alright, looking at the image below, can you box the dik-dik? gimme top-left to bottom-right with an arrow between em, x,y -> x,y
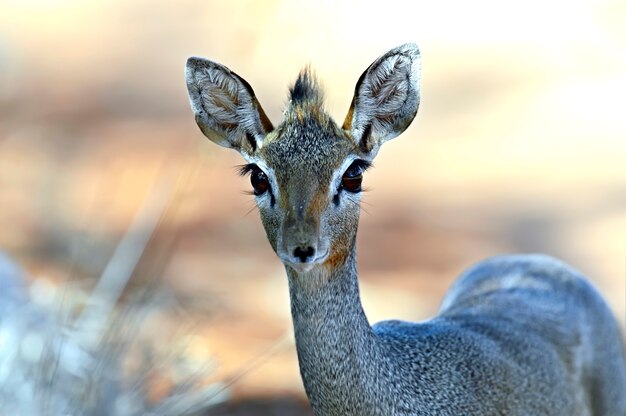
185,44 -> 626,415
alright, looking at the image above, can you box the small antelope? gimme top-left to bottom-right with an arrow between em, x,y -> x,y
185,44 -> 626,415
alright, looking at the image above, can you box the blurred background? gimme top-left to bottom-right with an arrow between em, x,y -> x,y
1,0 -> 625,414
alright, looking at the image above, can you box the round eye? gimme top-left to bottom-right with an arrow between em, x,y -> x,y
341,162 -> 364,193
250,168 -> 269,195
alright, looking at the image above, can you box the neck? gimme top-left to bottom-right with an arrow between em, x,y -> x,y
286,247 -> 383,413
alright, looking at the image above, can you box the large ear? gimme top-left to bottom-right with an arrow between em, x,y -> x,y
186,57 -> 273,155
343,43 -> 420,157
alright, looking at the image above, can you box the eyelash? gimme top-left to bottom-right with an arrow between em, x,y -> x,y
238,163 -> 275,206
339,159 -> 371,190
346,159 -> 372,175
237,164 -> 256,176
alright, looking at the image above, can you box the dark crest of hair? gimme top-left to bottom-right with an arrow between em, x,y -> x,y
289,66 -> 323,106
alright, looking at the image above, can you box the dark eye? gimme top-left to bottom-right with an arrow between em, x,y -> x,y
250,167 -> 269,196
341,160 -> 368,193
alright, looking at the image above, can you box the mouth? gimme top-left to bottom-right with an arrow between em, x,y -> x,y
280,250 -> 329,273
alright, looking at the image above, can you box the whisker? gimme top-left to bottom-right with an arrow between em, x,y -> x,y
243,201 -> 259,217
343,197 -> 370,215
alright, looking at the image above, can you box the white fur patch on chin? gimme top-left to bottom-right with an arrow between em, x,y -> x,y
288,262 -> 317,273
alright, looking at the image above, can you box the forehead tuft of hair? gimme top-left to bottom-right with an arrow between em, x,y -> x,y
289,66 -> 323,107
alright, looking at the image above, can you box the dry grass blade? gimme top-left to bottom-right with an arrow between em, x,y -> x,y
0,167 -> 227,415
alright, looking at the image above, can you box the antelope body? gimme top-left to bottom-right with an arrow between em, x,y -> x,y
185,44 -> 626,415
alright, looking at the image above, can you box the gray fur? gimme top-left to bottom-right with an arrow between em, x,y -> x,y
186,44 -> 626,415
288,254 -> 626,415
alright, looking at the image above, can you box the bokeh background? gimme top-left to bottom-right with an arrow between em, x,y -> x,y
1,0 -> 625,413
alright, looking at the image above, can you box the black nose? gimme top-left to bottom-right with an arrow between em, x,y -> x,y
293,246 -> 315,263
